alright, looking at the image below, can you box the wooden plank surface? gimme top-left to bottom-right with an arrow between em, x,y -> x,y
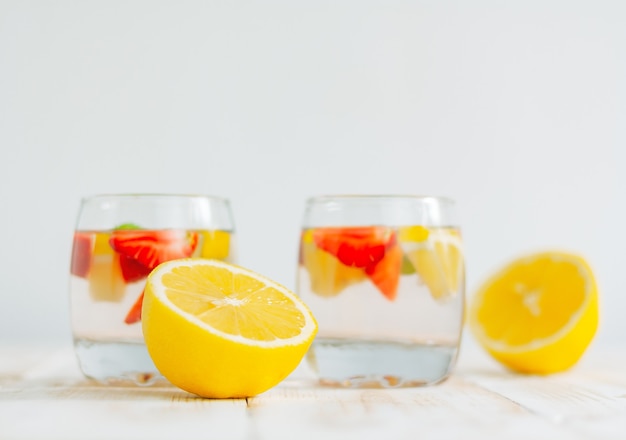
1,344 -> 625,440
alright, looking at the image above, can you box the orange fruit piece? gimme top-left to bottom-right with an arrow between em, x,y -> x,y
199,230 -> 231,260
88,232 -> 126,302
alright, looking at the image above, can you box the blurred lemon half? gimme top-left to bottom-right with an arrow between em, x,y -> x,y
469,251 -> 598,374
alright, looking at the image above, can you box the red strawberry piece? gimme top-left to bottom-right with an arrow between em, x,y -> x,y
111,229 -> 198,324
118,255 -> 152,283
70,232 -> 93,278
124,291 -> 144,324
365,242 -> 402,301
109,229 -> 199,271
313,227 -> 396,268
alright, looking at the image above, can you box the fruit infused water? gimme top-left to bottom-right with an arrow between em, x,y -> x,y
297,196 -> 464,387
69,194 -> 236,385
70,228 -> 234,383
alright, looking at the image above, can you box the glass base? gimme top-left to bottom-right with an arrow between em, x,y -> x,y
73,339 -> 168,386
306,338 -> 458,388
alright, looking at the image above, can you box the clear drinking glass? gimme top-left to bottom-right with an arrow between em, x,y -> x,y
296,195 -> 465,387
69,194 -> 236,384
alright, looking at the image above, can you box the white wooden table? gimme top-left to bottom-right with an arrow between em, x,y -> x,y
1,342 -> 625,440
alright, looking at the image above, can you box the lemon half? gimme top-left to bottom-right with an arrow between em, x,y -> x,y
142,258 -> 318,398
469,251 -> 598,374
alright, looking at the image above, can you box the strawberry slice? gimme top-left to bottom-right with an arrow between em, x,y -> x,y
313,226 -> 396,268
110,223 -> 151,283
109,229 -> 199,271
124,291 -> 144,324
110,229 -> 198,324
313,226 -> 401,301
365,242 -> 402,301
118,255 -> 152,283
70,232 -> 93,278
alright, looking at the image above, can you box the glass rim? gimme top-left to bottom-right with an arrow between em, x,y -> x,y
305,194 -> 455,204
80,193 -> 231,203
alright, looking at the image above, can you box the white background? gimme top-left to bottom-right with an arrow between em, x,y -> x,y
1,1 -> 624,354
